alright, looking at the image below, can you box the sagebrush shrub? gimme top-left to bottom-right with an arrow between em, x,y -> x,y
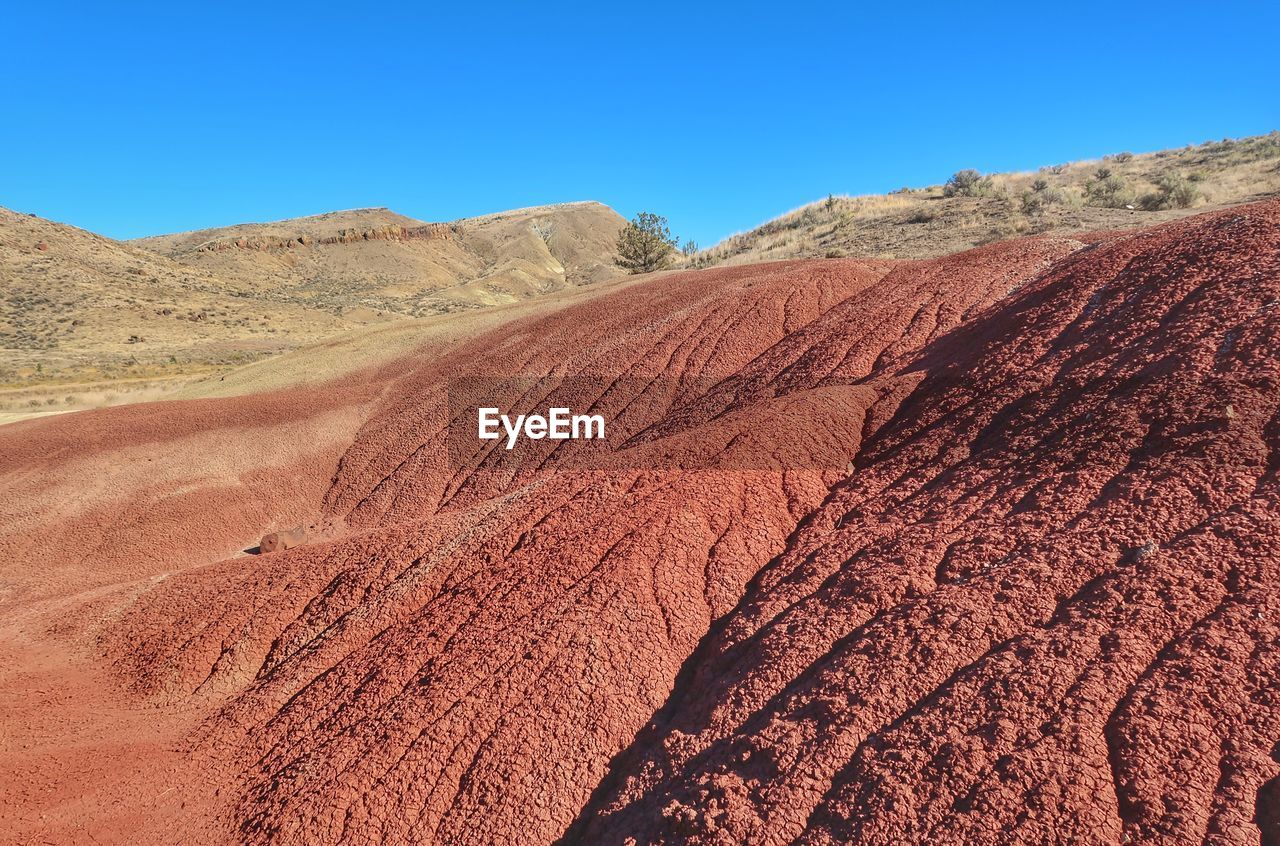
1139,173 -> 1197,210
1084,167 -> 1133,208
943,169 -> 994,198
1021,179 -> 1068,215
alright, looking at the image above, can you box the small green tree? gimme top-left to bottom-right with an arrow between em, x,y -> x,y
616,212 -> 678,273
681,239 -> 699,257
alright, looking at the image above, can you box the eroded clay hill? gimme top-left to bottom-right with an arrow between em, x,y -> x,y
1,201 -> 1277,845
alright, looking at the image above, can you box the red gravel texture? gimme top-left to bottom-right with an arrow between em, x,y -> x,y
1,201 -> 1278,845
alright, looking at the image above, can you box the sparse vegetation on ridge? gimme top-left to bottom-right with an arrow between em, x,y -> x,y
686,131 -> 1280,269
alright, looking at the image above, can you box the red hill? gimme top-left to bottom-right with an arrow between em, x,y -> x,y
1,201 -> 1277,845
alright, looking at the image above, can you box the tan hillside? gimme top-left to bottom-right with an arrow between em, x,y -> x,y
168,267 -> 649,404
698,131 -> 1280,266
7,134 -> 1276,424
1,201 -> 626,420
133,201 -> 626,315
0,207 -> 347,401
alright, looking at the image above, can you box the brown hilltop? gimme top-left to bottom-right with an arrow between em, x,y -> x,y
0,205 -> 347,408
184,221 -> 459,251
1,201 -> 626,421
696,130 -> 1280,267
133,201 -> 627,312
0,201 -> 1277,845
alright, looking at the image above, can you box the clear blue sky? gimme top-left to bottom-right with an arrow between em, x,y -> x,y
3,1 -> 1276,247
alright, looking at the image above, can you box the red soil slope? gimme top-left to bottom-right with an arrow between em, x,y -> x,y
1,201 -> 1277,845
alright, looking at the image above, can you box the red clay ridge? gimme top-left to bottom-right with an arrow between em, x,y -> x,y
1,201 -> 1277,845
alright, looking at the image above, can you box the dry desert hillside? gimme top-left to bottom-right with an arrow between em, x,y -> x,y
699,131 -> 1280,265
0,201 -> 626,419
4,132 -> 1278,424
132,201 -> 625,313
